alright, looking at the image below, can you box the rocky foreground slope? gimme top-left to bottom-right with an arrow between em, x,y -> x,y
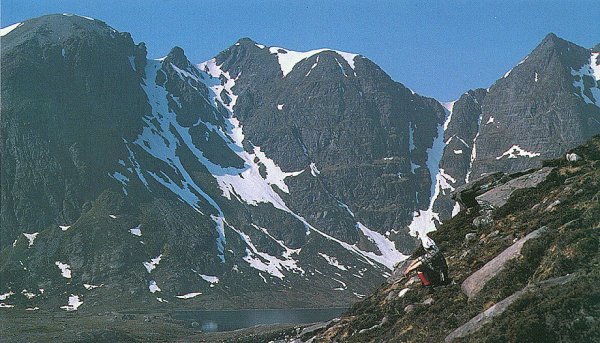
293,136 -> 600,343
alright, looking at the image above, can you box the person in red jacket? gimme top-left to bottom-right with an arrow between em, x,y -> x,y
403,235 -> 450,287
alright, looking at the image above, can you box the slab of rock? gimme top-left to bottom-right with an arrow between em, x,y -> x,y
387,259 -> 413,284
475,167 -> 553,209
446,274 -> 574,342
461,226 -> 548,298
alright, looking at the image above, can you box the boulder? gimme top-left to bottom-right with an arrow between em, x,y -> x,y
387,259 -> 413,284
461,226 -> 548,298
446,274 -> 575,342
474,167 -> 553,209
566,153 -> 582,162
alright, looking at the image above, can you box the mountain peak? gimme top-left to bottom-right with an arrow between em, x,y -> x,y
236,37 -> 257,45
165,46 -> 190,69
536,32 -> 582,52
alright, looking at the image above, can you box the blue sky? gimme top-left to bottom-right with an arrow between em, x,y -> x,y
2,1 -> 599,101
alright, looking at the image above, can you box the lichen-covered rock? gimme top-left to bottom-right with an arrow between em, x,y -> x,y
446,274 -> 575,342
461,226 -> 548,299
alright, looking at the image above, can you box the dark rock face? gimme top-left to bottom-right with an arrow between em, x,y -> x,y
3,15 -> 438,311
432,89 -> 488,218
432,34 -> 600,223
1,14 -> 148,247
207,39 -> 447,252
470,33 -> 600,178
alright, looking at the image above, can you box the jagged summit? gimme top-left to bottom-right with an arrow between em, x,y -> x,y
164,46 -> 191,69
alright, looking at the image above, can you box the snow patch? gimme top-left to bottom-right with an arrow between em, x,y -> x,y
571,52 -> 600,106
176,292 -> 202,299
149,280 -> 161,293
268,46 -> 358,77
200,274 -> 219,284
503,56 -> 528,78
355,223 -> 407,270
60,295 -> 83,311
59,225 -> 71,231
0,22 -> 22,37
487,116 -> 495,124
143,254 -> 162,273
83,284 -> 102,290
318,253 -> 348,271
22,233 -> 38,247
0,291 -> 15,301
309,162 -> 321,176
305,56 -> 320,76
129,225 -> 142,236
454,149 -> 463,154
277,104 -> 284,110
62,13 -> 94,21
452,202 -> 461,217
496,145 -> 541,159
332,277 -> 347,291
55,262 -> 72,278
408,106 -> 455,237
21,290 -> 36,299
231,223 -> 303,279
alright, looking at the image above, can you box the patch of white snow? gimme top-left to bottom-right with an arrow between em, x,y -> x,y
22,233 -> 38,247
0,22 -> 22,37
176,292 -> 202,299
496,145 -> 541,159
143,254 -> 162,273
60,295 -> 83,311
55,262 -> 72,279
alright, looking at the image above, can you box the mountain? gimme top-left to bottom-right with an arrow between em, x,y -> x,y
0,14 -> 445,311
298,135 -> 600,343
0,14 -> 598,315
430,33 -> 600,220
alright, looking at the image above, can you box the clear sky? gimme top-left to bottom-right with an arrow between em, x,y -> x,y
2,1 -> 599,101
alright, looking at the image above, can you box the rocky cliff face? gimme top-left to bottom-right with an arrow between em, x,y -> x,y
429,33 -> 600,224
0,14 -> 445,311
300,136 -> 600,343
204,38 -> 448,253
0,14 -> 148,248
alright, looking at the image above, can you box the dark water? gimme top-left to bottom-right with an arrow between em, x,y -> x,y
172,307 -> 347,332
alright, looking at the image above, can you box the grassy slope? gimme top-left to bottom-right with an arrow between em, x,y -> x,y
311,136 -> 600,342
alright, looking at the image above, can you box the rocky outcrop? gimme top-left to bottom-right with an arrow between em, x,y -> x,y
0,14 -> 148,247
461,226 -> 548,298
474,167 -> 553,209
209,38 -> 447,252
446,274 -> 575,342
